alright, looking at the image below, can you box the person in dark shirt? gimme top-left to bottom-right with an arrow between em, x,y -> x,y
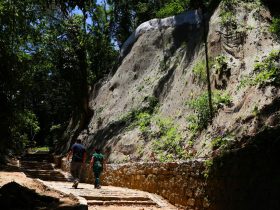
67,139 -> 86,188
90,147 -> 105,189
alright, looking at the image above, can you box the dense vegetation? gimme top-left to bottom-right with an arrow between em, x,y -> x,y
0,0 -> 118,158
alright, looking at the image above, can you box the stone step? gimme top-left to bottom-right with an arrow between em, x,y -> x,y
20,162 -> 54,170
83,195 -> 151,201
20,153 -> 51,161
25,175 -> 67,182
23,171 -> 68,181
20,157 -> 68,182
87,200 -> 157,206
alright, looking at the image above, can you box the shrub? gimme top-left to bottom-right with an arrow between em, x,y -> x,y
220,10 -> 236,28
152,117 -> 187,162
120,96 -> 158,124
211,134 -> 234,150
192,60 -> 208,84
136,112 -> 152,133
156,0 -> 190,18
238,50 -> 280,88
192,59 -> 215,84
270,17 -> 280,38
186,114 -> 200,134
186,90 -> 231,132
10,110 -> 40,152
203,158 -> 214,178
213,55 -> 227,74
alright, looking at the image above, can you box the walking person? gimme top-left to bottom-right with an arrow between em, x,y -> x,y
90,147 -> 105,189
67,139 -> 86,188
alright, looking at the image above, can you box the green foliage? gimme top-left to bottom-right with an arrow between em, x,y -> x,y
186,114 -> 200,134
121,96 -> 158,125
10,110 -> 40,152
136,112 -> 152,133
270,17 -> 280,38
222,0 -> 238,5
237,75 -> 255,89
136,144 -> 144,157
152,118 -> 187,162
156,0 -> 190,18
252,105 -> 260,117
0,0 -> 119,154
213,55 -> 227,74
50,124 -> 62,132
203,159 -> 214,178
219,0 -> 240,30
220,10 -> 236,28
186,91 -> 231,132
159,59 -> 168,71
29,146 -> 50,153
192,60 -> 208,84
123,104 -> 186,162
146,96 -> 159,111
211,134 -> 234,150
192,58 -> 218,84
238,50 -> 280,88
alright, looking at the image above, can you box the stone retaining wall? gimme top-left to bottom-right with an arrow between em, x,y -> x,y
54,156 -> 208,209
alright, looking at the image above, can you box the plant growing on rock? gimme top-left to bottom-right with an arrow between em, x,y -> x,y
192,60 -> 208,84
211,133 -> 234,150
252,105 -> 260,117
192,59 -> 214,84
186,90 -> 231,132
136,112 -> 152,136
120,96 -> 158,125
152,117 -> 187,162
269,17 -> 280,39
238,50 -> 280,88
203,158 -> 214,178
136,144 -> 145,158
220,10 -> 237,29
213,55 -> 228,74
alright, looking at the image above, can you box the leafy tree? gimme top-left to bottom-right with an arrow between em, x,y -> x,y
0,0 -> 45,156
0,0 -> 118,156
156,0 -> 190,18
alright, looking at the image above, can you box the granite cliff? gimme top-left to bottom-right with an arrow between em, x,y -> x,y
61,0 -> 280,164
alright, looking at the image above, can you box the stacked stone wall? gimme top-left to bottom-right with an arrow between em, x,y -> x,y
54,156 -> 208,209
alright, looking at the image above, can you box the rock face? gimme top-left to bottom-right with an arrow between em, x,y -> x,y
120,10 -> 202,58
64,1 -> 280,163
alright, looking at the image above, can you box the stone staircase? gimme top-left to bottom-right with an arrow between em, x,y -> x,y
42,181 -> 172,209
20,152 -> 68,182
20,153 -> 177,209
81,190 -> 159,207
